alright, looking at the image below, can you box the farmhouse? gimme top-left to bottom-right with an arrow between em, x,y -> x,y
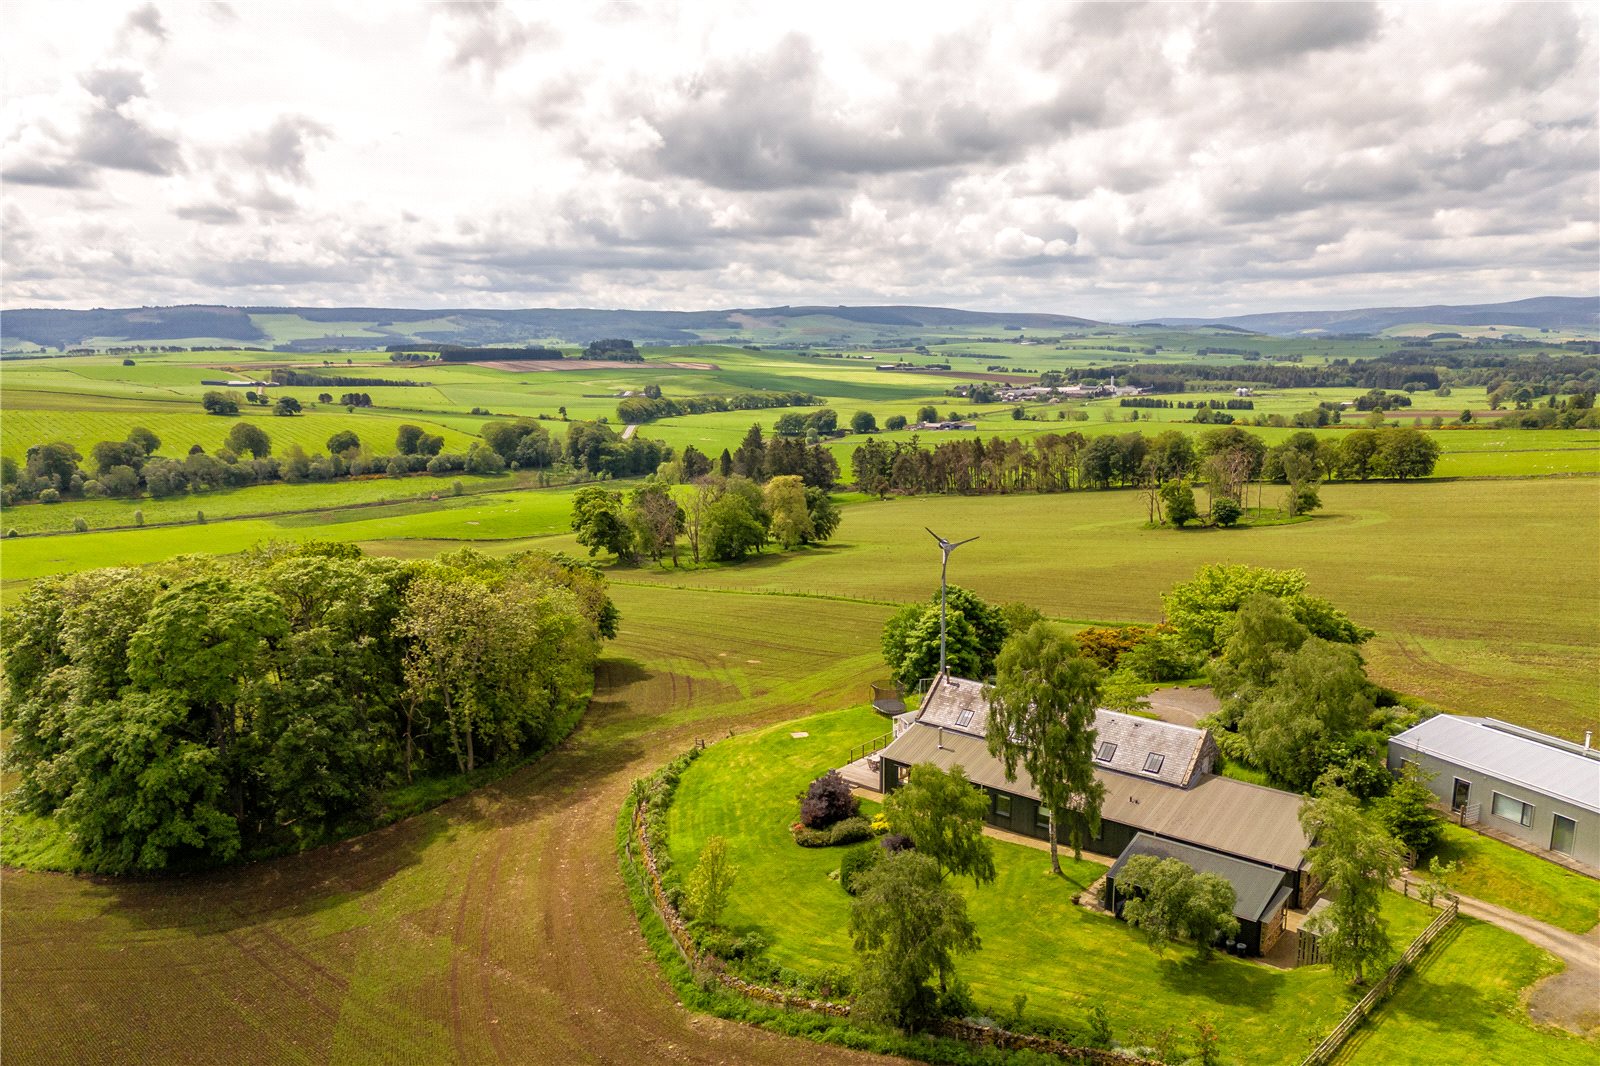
1387,715 -> 1600,867
867,675 -> 1312,952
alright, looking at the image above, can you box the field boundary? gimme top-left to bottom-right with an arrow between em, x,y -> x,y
1298,897 -> 1460,1066
623,747 -> 1163,1066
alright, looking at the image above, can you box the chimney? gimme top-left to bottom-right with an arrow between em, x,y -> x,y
937,726 -> 946,750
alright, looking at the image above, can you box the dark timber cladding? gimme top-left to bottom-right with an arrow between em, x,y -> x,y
875,675 -> 1313,902
1105,833 -> 1296,956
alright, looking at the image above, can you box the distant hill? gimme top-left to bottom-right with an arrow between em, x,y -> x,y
3,296 -> 1594,351
0,303 -> 1103,351
1145,296 -> 1599,336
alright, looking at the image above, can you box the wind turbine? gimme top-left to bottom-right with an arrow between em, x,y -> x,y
927,528 -> 979,677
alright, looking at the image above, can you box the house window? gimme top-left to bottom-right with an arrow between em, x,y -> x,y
1096,742 -> 1117,762
897,764 -> 910,786
956,709 -> 975,728
993,794 -> 1012,820
1143,753 -> 1165,774
1399,757 -> 1416,770
1036,806 -> 1052,831
1491,791 -> 1534,828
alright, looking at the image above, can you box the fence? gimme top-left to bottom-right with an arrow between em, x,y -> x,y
844,732 -> 892,766
1297,897 -> 1459,1066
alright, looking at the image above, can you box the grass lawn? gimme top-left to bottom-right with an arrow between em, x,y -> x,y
1340,918 -> 1594,1065
1426,823 -> 1600,935
667,705 -> 1447,1065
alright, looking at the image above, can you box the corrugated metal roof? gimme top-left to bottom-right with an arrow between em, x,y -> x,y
1389,715 -> 1600,814
914,675 -> 1216,787
879,723 -> 1308,870
1107,833 -> 1290,922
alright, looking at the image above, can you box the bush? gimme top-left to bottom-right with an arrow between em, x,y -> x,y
839,843 -> 883,894
1120,630 -> 1205,682
38,488 -> 61,504
133,509 -> 144,527
5,528 -> 18,538
196,510 -> 206,524
799,770 -> 858,829
1211,497 -> 1243,527
451,479 -> 464,497
828,816 -> 873,846
880,832 -> 914,854
791,824 -> 832,847
72,517 -> 89,532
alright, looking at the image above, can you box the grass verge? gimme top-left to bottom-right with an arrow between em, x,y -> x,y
1426,822 -> 1600,935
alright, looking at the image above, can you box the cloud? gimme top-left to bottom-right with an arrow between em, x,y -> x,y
0,2 -> 1594,317
1199,1 -> 1381,67
240,116 -> 330,183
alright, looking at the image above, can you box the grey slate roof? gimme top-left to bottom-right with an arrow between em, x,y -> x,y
878,722 -> 1309,870
1389,715 -> 1600,814
913,675 -> 1217,788
1107,833 -> 1291,923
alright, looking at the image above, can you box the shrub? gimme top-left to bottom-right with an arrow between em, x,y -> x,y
1074,625 -> 1153,669
828,816 -> 873,846
196,510 -> 206,524
799,770 -> 858,829
5,528 -> 17,538
791,824 -> 832,847
451,479 -> 464,497
133,509 -> 144,527
1211,497 -> 1243,527
72,517 -> 89,532
1120,630 -> 1206,682
839,842 -> 883,894
39,488 -> 61,504
880,832 -> 914,854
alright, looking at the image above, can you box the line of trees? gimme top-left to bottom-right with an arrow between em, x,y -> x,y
0,544 -> 617,873
617,389 -> 819,425
850,426 -> 1441,500
268,369 -> 428,388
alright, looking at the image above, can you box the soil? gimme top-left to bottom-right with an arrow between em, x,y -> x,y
0,657 -> 893,1065
471,359 -> 720,372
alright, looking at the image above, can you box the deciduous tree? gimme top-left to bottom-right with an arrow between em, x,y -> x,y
1300,788 -> 1403,984
884,763 -> 996,886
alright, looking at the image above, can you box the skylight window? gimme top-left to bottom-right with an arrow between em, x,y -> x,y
1143,753 -> 1165,774
1096,741 -> 1117,762
956,709 -> 975,728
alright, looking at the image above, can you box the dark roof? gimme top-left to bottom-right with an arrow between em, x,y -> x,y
913,675 -> 1216,788
1107,833 -> 1291,923
879,722 -> 1308,869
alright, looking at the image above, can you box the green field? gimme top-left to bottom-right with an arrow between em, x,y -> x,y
663,705 -> 1590,1065
1426,824 -> 1600,935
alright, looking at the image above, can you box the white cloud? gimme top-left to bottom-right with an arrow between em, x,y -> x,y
0,0 -> 1595,318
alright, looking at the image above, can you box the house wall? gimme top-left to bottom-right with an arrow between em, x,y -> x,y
1387,745 -> 1600,866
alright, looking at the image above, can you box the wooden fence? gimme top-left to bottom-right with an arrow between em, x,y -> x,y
1297,897 -> 1459,1066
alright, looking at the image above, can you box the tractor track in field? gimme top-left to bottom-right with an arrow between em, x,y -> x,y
1,646 -> 894,1066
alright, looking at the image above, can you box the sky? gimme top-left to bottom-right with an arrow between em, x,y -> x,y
2,1 -> 1597,320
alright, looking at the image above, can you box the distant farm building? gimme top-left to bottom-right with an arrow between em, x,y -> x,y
1388,715 -> 1600,867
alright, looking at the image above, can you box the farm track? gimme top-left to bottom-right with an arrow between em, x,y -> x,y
0,603 -> 895,1066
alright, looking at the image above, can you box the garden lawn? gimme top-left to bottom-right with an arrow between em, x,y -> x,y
1341,918 -> 1594,1065
667,705 -> 1444,1066
1427,823 -> 1600,935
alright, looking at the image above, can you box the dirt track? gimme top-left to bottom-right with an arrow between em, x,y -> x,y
1,624 -> 893,1065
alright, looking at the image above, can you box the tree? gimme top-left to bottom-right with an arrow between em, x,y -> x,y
884,763 -> 996,886
202,390 -> 239,415
1300,788 -> 1403,984
326,430 -> 360,455
1374,765 -> 1444,857
570,486 -> 634,561
703,478 -> 768,561
273,396 -> 302,417
225,422 -> 271,459
851,410 -> 878,434
1162,563 -> 1370,653
1238,638 -> 1375,791
395,424 -> 425,455
732,423 -> 766,480
626,481 -> 684,565
985,622 -> 1105,873
803,486 -> 841,543
1159,480 -> 1198,527
1372,427 -> 1441,480
880,586 -> 1008,691
886,414 -> 908,431
1116,855 -> 1239,959
763,474 -> 813,549
1211,497 -> 1242,527
849,851 -> 980,1029
127,425 -> 162,456
685,835 -> 737,928
680,445 -> 712,479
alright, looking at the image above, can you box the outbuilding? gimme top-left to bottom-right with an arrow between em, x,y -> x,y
1387,715 -> 1600,867
1104,832 -> 1294,956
